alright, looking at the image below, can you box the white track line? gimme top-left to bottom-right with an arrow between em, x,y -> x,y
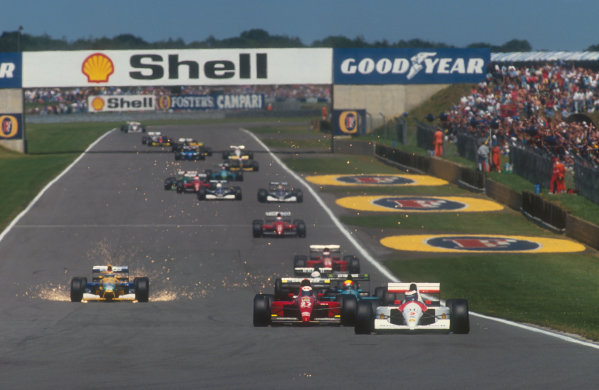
0,129 -> 116,244
242,128 -> 599,350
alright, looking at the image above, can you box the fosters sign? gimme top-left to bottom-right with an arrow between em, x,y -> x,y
334,48 -> 490,84
23,49 -> 332,87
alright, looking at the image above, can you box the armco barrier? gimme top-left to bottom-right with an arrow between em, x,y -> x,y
566,214 -> 599,249
485,179 -> 521,211
520,191 -> 567,231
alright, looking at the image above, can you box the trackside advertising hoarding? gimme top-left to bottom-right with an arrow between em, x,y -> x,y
0,52 -> 22,88
0,114 -> 23,139
157,93 -> 265,111
333,48 -> 490,84
88,95 -> 155,112
23,49 -> 332,88
332,109 -> 366,135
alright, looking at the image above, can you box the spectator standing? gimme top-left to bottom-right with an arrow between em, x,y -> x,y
477,141 -> 490,172
491,142 -> 501,172
550,157 -> 566,194
433,127 -> 444,156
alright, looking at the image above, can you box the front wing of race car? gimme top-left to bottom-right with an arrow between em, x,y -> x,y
372,305 -> 451,332
204,192 -> 238,200
266,193 -> 298,202
82,292 -> 137,302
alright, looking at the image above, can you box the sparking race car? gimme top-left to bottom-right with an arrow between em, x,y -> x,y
70,265 -> 149,302
164,170 -> 210,193
205,164 -> 244,182
171,137 -> 212,156
174,145 -> 206,161
254,278 -> 349,326
252,211 -> 306,238
142,132 -> 172,146
222,145 -> 253,160
257,181 -> 303,203
293,245 -> 359,275
120,121 -> 146,133
197,181 -> 242,201
222,145 -> 259,171
354,282 -> 470,334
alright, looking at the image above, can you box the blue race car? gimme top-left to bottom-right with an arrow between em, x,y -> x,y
174,145 -> 206,161
70,265 -> 149,302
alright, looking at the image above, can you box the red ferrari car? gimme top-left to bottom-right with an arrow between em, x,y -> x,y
252,211 -> 306,238
253,279 -> 342,326
294,244 -> 360,275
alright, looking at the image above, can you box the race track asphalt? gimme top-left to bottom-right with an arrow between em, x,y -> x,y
0,121 -> 597,389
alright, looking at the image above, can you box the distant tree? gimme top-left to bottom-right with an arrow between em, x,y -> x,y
496,39 -> 532,52
586,44 -> 599,51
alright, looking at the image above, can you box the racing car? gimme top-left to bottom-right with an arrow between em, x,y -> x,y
70,265 -> 149,302
252,211 -> 306,238
222,145 -> 259,171
222,145 -> 253,160
197,181 -> 242,201
205,164 -> 243,182
257,181 -> 303,203
293,245 -> 359,275
174,145 -> 206,161
164,170 -> 210,193
254,279 -> 347,326
120,121 -> 146,133
142,132 -> 173,146
171,137 -> 213,156
354,282 -> 470,334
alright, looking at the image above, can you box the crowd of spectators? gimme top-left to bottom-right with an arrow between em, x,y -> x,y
24,84 -> 331,115
439,62 -> 599,167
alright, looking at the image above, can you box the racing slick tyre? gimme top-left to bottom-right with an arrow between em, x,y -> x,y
293,255 -> 307,270
235,187 -> 242,200
197,188 -> 207,200
176,184 -> 184,193
354,301 -> 374,334
295,220 -> 306,238
257,189 -> 267,202
344,255 -> 360,274
121,125 -> 127,133
134,277 -> 150,302
164,177 -> 175,190
447,299 -> 470,334
252,220 -> 263,238
251,161 -> 259,171
253,294 -> 271,327
70,277 -> 86,302
338,295 -> 357,326
236,172 -> 244,182
295,190 -> 303,203
374,287 -> 386,301
369,299 -> 381,316
274,278 -> 287,300
383,290 -> 399,305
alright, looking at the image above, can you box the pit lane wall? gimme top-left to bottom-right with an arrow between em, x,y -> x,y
334,138 -> 599,251
0,52 -> 25,153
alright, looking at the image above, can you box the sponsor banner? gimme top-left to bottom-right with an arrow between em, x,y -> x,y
0,114 -> 23,139
0,52 -> 22,88
380,234 -> 586,253
336,196 -> 503,213
23,48 -> 332,88
88,95 -> 155,112
305,174 -> 448,186
332,109 -> 366,135
157,93 -> 265,111
333,48 -> 490,84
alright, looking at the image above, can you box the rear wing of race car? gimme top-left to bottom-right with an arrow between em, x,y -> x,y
180,170 -> 199,176
93,265 -> 129,273
229,145 -> 245,150
147,132 -> 161,136
265,211 -> 291,217
177,137 -> 194,142
269,181 -> 289,186
328,273 -> 370,281
388,282 -> 441,301
280,277 -> 331,289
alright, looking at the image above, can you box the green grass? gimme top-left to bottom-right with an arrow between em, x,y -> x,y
386,253 -> 599,340
26,122 -> 117,154
283,155 -> 401,174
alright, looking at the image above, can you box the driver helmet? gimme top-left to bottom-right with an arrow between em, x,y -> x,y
277,184 -> 284,190
300,285 -> 313,296
404,290 -> 418,302
322,248 -> 331,257
310,271 -> 321,278
107,265 -> 113,272
216,182 -> 223,189
276,212 -> 282,221
343,279 -> 355,290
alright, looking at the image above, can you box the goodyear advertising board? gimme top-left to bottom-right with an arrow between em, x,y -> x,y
333,48 -> 490,84
0,114 -> 23,140
22,49 -> 332,87
0,52 -> 22,88
332,109 -> 366,135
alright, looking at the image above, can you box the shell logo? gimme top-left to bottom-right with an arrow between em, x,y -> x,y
81,53 -> 114,83
90,96 -> 105,111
